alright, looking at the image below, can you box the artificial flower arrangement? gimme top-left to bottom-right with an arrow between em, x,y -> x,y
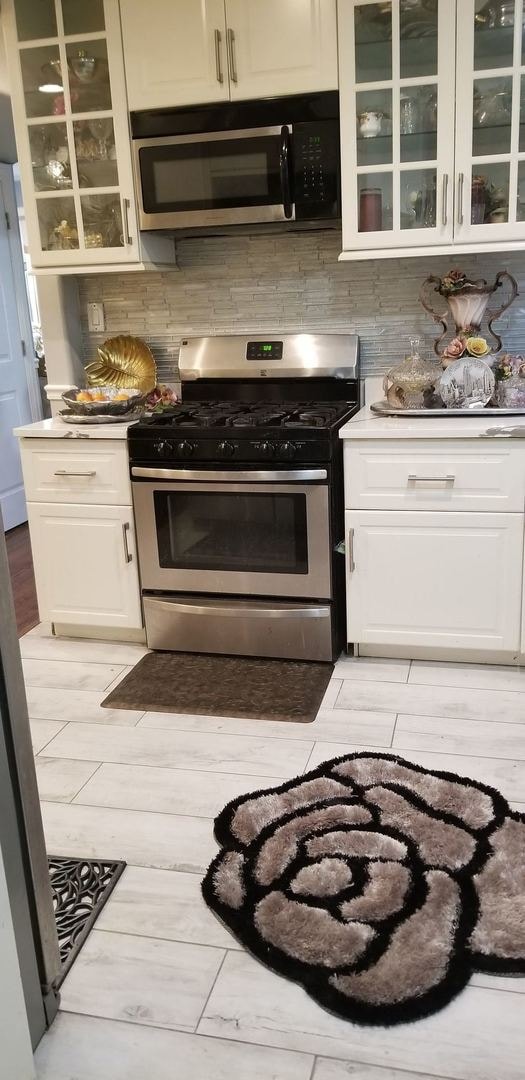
145,383 -> 179,412
493,353 -> 525,381
442,333 -> 491,364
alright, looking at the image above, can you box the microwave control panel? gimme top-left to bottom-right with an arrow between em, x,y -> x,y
294,120 -> 339,219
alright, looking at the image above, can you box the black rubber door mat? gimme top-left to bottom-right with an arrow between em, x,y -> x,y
102,651 -> 334,723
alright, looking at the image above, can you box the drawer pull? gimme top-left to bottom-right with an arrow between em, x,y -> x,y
54,469 -> 96,477
347,528 -> 355,572
122,521 -> 132,563
408,474 -> 455,484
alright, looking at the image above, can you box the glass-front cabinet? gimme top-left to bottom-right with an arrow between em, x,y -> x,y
339,0 -> 525,256
455,0 -> 525,243
3,0 -> 140,266
339,0 -> 456,251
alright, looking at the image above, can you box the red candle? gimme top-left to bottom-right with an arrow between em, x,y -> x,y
359,187 -> 382,231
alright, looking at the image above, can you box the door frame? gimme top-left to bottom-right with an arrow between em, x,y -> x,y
0,163 -> 41,423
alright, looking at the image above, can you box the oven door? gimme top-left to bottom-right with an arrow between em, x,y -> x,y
131,467 -> 331,599
134,126 -> 294,230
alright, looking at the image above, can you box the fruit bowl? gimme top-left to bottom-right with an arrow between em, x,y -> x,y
61,386 -> 145,416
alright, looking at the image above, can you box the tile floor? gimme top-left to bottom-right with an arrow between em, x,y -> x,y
23,624 -> 525,1080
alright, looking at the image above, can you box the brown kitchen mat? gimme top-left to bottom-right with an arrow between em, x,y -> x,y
101,651 -> 334,723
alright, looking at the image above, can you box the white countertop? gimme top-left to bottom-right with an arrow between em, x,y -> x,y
339,404 -> 525,440
14,417 -> 139,439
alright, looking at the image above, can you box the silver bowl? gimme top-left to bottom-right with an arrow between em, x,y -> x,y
62,386 -> 146,416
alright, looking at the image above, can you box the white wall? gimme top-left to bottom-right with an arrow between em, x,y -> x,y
0,843 -> 35,1080
0,16 -> 17,164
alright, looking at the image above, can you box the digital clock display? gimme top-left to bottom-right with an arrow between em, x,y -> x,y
246,340 -> 284,361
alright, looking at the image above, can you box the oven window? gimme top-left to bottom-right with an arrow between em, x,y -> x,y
139,134 -> 282,213
154,491 -> 308,574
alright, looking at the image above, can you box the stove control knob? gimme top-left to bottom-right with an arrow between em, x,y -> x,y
153,439 -> 171,457
217,440 -> 236,458
176,440 -> 195,458
259,441 -> 275,458
278,441 -> 296,460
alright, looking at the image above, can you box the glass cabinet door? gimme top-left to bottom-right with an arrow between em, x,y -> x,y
455,0 -> 525,241
7,0 -> 138,265
339,0 -> 456,251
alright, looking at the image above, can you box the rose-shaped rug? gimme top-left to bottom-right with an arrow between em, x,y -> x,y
202,751 -> 525,1025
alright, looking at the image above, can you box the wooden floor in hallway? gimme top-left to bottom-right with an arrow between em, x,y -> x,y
5,522 -> 39,636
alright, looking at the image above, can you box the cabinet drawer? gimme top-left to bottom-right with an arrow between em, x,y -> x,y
20,440 -> 131,505
344,440 -> 525,512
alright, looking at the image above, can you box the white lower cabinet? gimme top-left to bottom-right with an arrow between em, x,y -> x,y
345,509 -> 523,654
27,502 -> 142,630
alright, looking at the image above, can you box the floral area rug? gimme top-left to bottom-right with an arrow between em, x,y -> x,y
202,751 -> 525,1025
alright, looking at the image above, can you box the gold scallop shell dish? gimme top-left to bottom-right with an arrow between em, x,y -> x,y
85,335 -> 156,394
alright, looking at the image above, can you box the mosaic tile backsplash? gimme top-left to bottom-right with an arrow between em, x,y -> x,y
78,232 -> 525,386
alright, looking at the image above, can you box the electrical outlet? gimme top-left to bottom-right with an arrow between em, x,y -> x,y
87,302 -> 105,332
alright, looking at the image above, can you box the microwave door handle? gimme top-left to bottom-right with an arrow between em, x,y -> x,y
279,125 -> 293,219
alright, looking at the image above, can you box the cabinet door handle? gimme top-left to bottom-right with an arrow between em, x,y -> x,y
121,197 -> 133,245
442,173 -> 449,226
408,474 -> 455,484
214,28 -> 224,83
227,28 -> 237,83
122,521 -> 132,563
54,469 -> 96,477
347,528 -> 355,572
457,172 -> 464,225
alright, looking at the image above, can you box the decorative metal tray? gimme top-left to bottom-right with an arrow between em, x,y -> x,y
370,400 -> 525,418
59,409 -> 144,425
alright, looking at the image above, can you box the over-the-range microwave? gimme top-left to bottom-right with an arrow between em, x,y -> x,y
131,91 -> 340,234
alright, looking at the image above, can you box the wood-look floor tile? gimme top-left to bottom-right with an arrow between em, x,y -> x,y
313,1060 -> 444,1080
41,801 -> 217,874
199,951 -> 525,1079
139,707 -> 396,748
34,1013 -> 313,1080
333,657 -> 410,683
96,865 -> 241,950
30,718 -> 66,754
394,714 -> 525,762
26,686 -> 144,726
22,658 -> 125,691
337,679 -> 525,725
74,762 -> 282,817
410,660 -> 525,693
36,757 -> 100,802
20,634 -> 148,666
43,722 -> 313,778
60,929 -> 224,1033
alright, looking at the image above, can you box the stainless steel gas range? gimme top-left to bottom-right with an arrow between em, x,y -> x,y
128,334 -> 360,662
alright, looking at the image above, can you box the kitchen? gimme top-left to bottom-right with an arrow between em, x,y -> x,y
1,2 -> 525,1079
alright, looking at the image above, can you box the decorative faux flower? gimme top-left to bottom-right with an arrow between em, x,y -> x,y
437,269 -> 468,296
203,751 -> 525,1026
145,384 -> 179,411
494,354 -> 525,380
442,336 -> 466,360
465,336 -> 490,357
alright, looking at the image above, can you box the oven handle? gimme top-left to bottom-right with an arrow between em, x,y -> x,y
279,125 -> 293,219
131,466 -> 328,482
150,599 -> 329,619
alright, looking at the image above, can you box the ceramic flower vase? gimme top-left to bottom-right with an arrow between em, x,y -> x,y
419,270 -> 518,357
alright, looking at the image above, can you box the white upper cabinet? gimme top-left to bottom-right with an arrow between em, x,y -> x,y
225,0 -> 338,101
120,0 -> 230,112
338,0 -> 456,256
455,0 -> 525,245
121,0 -> 338,112
3,0 -> 143,267
339,0 -> 525,259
